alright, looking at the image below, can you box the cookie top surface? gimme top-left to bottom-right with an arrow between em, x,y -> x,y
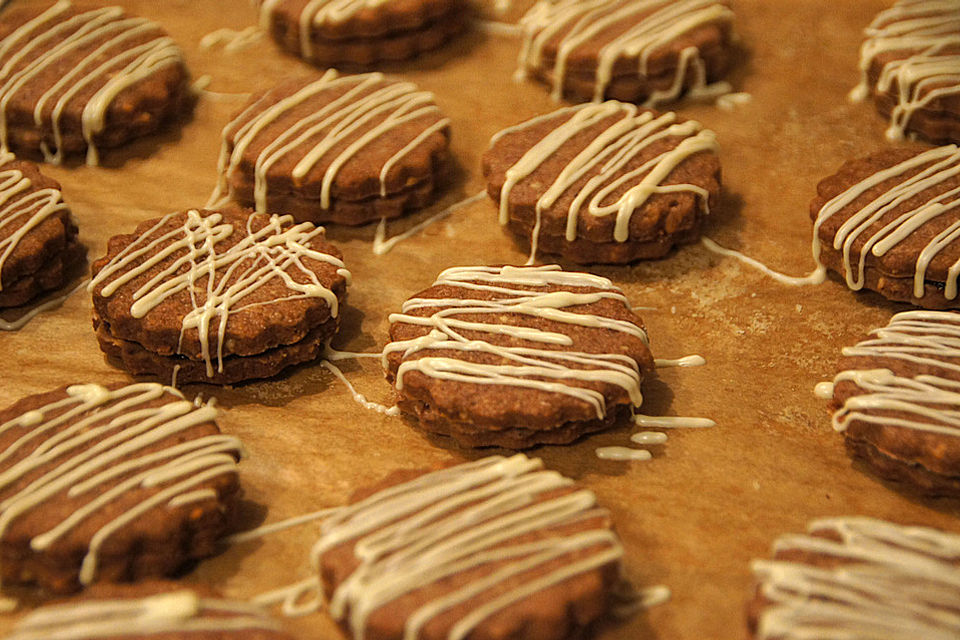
314,453 -> 623,640
851,0 -> 960,142
811,145 -> 960,304
517,0 -> 735,103
89,208 -> 350,377
383,264 -> 654,433
750,516 -> 960,640
0,153 -> 72,287
0,382 -> 242,591
214,71 -> 450,215
482,102 -> 719,253
5,582 -> 294,640
823,309 -> 960,476
0,1 -> 188,165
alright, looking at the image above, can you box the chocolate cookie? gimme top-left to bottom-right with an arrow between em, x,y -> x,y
210,72 -> 451,226
5,582 -> 294,639
0,382 -> 243,594
811,145 -> 960,308
748,516 -> 960,639
89,207 -> 350,385
0,1 -> 191,165
0,153 -> 82,309
851,0 -> 960,144
482,102 -> 720,264
255,0 -> 467,68
314,454 -> 626,640
516,0 -> 736,105
383,265 -> 654,448
818,309 -> 960,497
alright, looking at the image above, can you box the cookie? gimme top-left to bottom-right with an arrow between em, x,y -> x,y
0,153 -> 82,309
482,102 -> 720,264
4,582 -> 294,639
0,382 -> 243,594
210,72 -> 451,227
383,265 -> 654,448
0,1 -> 192,165
817,309 -> 960,497
255,0 -> 467,68
516,0 -> 736,105
811,145 -> 960,308
314,453 -> 625,640
89,207 -> 350,385
850,0 -> 960,144
748,516 -> 960,639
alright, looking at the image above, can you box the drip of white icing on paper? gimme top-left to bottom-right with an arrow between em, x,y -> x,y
752,516 -> 960,640
321,360 -> 399,416
715,91 -> 752,111
849,0 -> 960,141
0,382 -> 242,588
475,20 -> 523,36
655,354 -> 705,368
516,0 -> 735,106
595,446 -> 652,461
373,191 -> 486,256
701,237 -> 827,286
0,1 -> 185,165
227,506 -> 343,545
199,26 -> 263,53
634,414 -> 716,428
0,278 -> 86,331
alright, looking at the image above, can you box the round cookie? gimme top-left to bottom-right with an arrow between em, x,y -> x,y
850,0 -> 960,144
811,145 -> 960,309
382,265 -> 654,448
89,207 -> 350,385
4,582 -> 294,639
482,102 -> 720,264
748,517 -> 960,639
0,382 -> 243,594
313,454 -> 626,640
0,153 -> 82,309
255,0 -> 467,68
210,72 -> 451,226
516,0 -> 736,105
817,310 -> 960,498
0,1 -> 191,165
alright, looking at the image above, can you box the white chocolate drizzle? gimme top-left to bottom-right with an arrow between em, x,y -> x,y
0,382 -> 243,587
208,71 -> 449,216
850,0 -> 960,141
88,209 -> 350,378
633,414 -> 715,428
491,101 -> 717,264
199,26 -> 263,53
0,156 -> 71,293
655,354 -> 705,368
257,0 -> 392,59
701,237 -> 827,286
373,191 -> 486,256
752,516 -> 960,640
595,445 -> 652,461
6,590 -> 282,639
0,1 -> 185,165
383,264 -> 650,422
321,360 -> 400,416
311,454 -> 623,640
812,144 -> 960,300
516,0 -> 735,106
821,309 -> 960,438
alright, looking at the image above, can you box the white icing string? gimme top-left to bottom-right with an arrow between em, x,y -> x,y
752,516 -> 960,640
5,590 -> 283,639
383,264 -> 649,421
715,91 -> 752,111
820,309 -> 960,438
595,446 -> 652,461
811,144 -> 960,300
321,360 -> 400,416
257,0 -> 392,59
655,354 -> 705,367
227,506 -> 343,545
850,0 -> 960,141
310,454 -> 624,640
208,71 -> 449,216
491,102 -> 716,264
0,278 -> 87,332
199,26 -> 263,53
373,191 -> 486,256
633,414 -> 715,428
475,20 -> 523,36
0,1 -> 184,165
0,382 -> 243,588
88,209 -> 350,378
701,237 -> 827,286
516,0 -> 735,106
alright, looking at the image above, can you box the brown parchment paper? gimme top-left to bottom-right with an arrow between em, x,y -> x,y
1,0 -> 958,638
